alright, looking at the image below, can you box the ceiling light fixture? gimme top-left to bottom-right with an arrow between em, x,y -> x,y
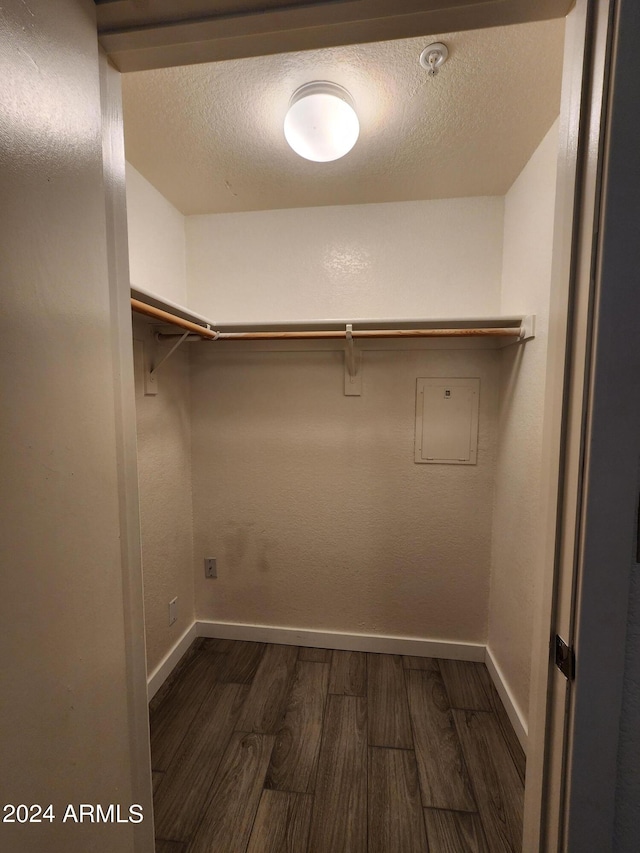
284,81 -> 359,162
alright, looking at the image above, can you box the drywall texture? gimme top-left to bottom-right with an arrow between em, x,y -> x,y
186,197 -> 504,322
191,345 -> 499,642
122,19 -> 564,214
488,120 -> 559,729
126,163 -> 195,674
0,2 -> 142,851
125,161 -> 187,304
132,319 -> 195,674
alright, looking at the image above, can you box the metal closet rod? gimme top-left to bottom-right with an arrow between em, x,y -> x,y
131,298 -> 523,340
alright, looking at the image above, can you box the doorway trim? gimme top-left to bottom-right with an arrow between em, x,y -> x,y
524,0 -> 616,849
99,48 -> 155,853
562,0 -> 640,848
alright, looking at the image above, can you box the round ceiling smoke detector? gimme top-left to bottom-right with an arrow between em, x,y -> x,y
284,81 -> 360,162
419,43 -> 449,77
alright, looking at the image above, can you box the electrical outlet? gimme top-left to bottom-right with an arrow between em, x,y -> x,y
205,558 -> 217,579
169,597 -> 178,626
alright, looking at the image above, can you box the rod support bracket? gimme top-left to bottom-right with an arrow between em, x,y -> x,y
150,330 -> 190,376
344,323 -> 362,396
502,314 -> 536,347
519,314 -> 536,341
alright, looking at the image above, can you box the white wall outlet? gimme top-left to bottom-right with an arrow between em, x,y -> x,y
205,558 -> 217,578
168,597 -> 178,626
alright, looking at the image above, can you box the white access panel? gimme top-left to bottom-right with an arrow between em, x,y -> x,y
415,378 -> 480,464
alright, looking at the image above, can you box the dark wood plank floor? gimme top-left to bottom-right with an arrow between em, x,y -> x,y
150,641 -> 525,852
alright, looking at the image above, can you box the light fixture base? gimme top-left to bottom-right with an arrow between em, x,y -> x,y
288,81 -> 355,110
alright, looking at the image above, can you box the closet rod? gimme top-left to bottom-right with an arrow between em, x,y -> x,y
132,298 -> 524,340
131,298 -> 218,339
205,328 -> 519,340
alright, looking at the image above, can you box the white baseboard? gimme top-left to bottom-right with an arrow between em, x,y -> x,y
196,619 -> 485,661
147,622 -> 198,701
485,645 -> 528,752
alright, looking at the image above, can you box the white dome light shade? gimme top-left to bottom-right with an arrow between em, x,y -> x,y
284,82 -> 359,162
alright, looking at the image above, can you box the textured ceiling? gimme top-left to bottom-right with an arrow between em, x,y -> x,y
122,19 -> 564,215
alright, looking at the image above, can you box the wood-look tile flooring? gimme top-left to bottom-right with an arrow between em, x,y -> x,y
149,639 -> 525,852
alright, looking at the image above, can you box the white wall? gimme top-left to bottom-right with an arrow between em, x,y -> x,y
132,322 -> 195,674
488,120 -> 559,733
191,345 -> 499,643
186,197 -> 504,643
186,198 -> 504,322
126,162 -> 187,304
0,2 -> 150,851
126,166 -> 195,674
